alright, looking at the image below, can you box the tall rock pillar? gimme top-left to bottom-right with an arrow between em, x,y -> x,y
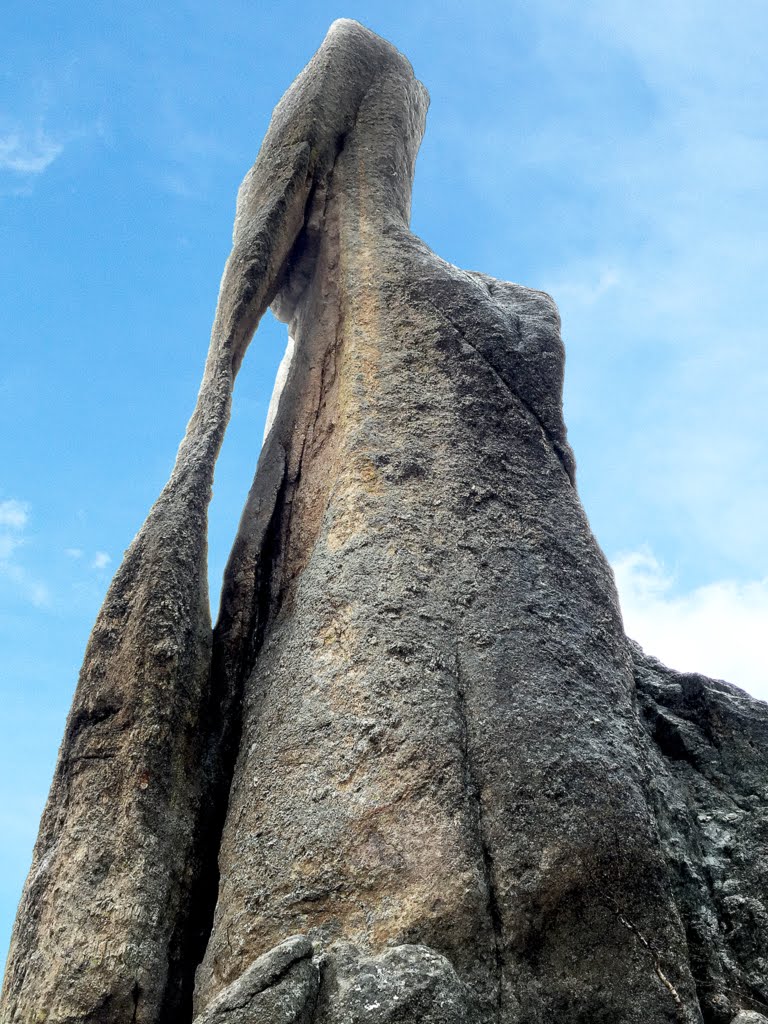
3,19 -> 767,1024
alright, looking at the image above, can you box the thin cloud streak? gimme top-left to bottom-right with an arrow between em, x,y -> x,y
0,563 -> 51,608
0,132 -> 64,174
0,499 -> 50,608
0,500 -> 29,529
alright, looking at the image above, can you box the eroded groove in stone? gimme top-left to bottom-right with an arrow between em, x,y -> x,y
192,936 -> 319,1024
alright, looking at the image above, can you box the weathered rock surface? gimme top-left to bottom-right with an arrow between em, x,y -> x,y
314,943 -> 474,1023
192,936 -> 319,1024
634,646 -> 768,1023
2,18 -> 766,1024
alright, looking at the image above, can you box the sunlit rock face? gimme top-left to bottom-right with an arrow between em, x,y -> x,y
2,20 -> 767,1024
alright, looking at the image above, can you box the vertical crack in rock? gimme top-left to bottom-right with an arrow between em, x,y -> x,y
131,982 -> 141,1024
176,446 -> 291,1017
454,645 -> 505,1021
208,116 -> 350,718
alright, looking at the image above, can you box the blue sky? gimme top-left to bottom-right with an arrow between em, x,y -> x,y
1,0 -> 766,969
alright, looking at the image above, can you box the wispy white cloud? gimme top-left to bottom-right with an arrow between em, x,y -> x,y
0,499 -> 50,608
156,116 -> 233,199
159,172 -> 201,200
0,132 -> 64,175
91,552 -> 111,570
613,547 -> 768,702
0,562 -> 51,608
507,3 -> 768,587
547,268 -> 620,307
64,547 -> 83,559
0,500 -> 29,529
0,500 -> 27,561
0,533 -> 23,561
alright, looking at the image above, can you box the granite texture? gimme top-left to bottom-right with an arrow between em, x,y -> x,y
2,19 -> 766,1024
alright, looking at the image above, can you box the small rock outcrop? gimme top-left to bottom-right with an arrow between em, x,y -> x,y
1,20 -> 766,1024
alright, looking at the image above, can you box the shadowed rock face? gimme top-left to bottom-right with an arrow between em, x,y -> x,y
2,19 -> 766,1024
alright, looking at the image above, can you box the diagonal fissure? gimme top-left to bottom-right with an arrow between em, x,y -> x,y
422,293 -> 574,484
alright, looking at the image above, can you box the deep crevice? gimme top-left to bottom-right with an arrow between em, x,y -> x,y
161,452 -> 292,1024
169,120 -> 351,1024
454,646 -> 504,1021
307,955 -> 328,1024
130,981 -> 140,1024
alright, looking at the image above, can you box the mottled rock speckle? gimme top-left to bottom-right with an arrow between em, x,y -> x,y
2,19 -> 766,1024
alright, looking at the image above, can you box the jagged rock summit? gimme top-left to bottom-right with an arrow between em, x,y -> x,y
2,19 -> 767,1024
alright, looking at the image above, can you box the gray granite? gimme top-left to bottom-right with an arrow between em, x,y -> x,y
3,19 -> 766,1024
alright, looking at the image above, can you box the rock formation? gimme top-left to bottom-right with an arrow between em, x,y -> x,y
2,19 -> 766,1024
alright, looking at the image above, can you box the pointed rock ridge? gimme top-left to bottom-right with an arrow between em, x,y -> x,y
3,20 -> 767,1024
